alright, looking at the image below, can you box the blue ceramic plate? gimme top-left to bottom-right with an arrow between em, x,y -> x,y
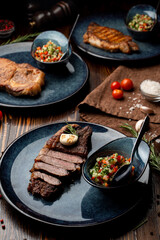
0,42 -> 88,108
72,13 -> 160,61
0,122 -> 149,227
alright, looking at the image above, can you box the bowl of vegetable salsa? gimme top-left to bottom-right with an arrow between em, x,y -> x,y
125,4 -> 158,41
82,137 -> 150,191
31,30 -> 72,70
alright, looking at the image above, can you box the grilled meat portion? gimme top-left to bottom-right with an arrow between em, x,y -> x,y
83,22 -> 139,54
28,179 -> 59,199
28,124 -> 92,199
31,171 -> 62,186
0,58 -> 45,96
39,148 -> 85,164
35,154 -> 81,171
30,162 -> 69,177
46,124 -> 92,158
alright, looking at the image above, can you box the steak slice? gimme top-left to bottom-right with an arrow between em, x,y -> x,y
28,179 -> 59,198
35,154 -> 81,171
46,125 -> 92,158
39,147 -> 85,164
31,171 -> 61,186
83,22 -> 139,54
31,162 -> 69,177
0,58 -> 45,96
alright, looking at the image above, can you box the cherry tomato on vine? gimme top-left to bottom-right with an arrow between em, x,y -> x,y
0,111 -> 3,121
112,89 -> 123,99
110,81 -> 121,91
121,78 -> 133,91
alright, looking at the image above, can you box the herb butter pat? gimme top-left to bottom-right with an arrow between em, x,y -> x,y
60,133 -> 78,146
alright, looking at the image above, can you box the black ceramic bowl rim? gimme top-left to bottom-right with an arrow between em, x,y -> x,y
82,137 -> 150,191
31,31 -> 72,66
125,4 -> 156,34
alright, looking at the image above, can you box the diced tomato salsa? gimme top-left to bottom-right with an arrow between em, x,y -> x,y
128,14 -> 154,32
34,40 -> 63,62
90,153 -> 134,187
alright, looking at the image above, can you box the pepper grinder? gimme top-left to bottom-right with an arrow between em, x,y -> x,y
27,0 -> 79,30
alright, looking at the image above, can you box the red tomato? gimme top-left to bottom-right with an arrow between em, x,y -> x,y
121,78 -> 133,91
112,89 -> 123,99
111,81 -> 121,91
0,111 -> 3,121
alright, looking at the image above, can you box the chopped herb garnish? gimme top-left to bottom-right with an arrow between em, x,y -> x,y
64,121 -> 78,136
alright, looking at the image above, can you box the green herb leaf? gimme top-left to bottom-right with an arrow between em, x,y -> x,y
120,123 -> 138,138
64,121 -> 78,136
0,33 -> 40,46
120,123 -> 160,173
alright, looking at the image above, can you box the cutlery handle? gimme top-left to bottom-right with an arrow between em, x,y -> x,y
68,14 -> 80,43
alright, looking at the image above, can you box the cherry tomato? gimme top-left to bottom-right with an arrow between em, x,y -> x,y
112,89 -> 123,99
111,81 -> 121,91
0,111 -> 3,121
121,78 -> 133,91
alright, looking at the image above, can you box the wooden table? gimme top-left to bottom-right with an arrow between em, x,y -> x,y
0,3 -> 160,240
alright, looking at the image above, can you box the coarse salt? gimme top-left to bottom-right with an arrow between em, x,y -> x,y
140,79 -> 160,96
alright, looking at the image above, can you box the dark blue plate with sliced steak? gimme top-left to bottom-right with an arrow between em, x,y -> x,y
0,121 -> 150,227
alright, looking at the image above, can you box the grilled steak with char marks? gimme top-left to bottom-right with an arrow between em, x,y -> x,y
83,22 -> 139,54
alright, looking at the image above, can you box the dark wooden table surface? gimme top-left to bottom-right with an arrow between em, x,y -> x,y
0,1 -> 160,239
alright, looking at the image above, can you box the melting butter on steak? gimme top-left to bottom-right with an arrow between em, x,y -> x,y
28,124 -> 92,199
0,58 -> 45,96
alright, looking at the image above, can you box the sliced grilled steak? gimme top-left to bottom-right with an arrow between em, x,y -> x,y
83,22 -> 139,54
35,154 -> 80,171
28,124 -> 92,199
46,125 -> 92,158
39,147 -> 85,164
31,162 -> 69,177
31,171 -> 61,186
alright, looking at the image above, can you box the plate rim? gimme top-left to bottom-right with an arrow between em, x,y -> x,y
0,42 -> 89,108
0,121 -> 148,227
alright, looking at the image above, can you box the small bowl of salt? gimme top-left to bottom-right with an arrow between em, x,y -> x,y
140,79 -> 160,102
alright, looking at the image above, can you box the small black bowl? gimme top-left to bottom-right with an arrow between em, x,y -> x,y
0,19 -> 15,38
31,30 -> 72,71
125,4 -> 158,41
82,137 -> 150,191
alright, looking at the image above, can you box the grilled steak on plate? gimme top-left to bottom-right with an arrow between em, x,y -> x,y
83,22 -> 139,54
28,124 -> 92,199
0,58 -> 45,96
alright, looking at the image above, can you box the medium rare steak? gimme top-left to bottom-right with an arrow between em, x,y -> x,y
83,22 -> 139,54
28,124 -> 92,199
0,58 -> 45,96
